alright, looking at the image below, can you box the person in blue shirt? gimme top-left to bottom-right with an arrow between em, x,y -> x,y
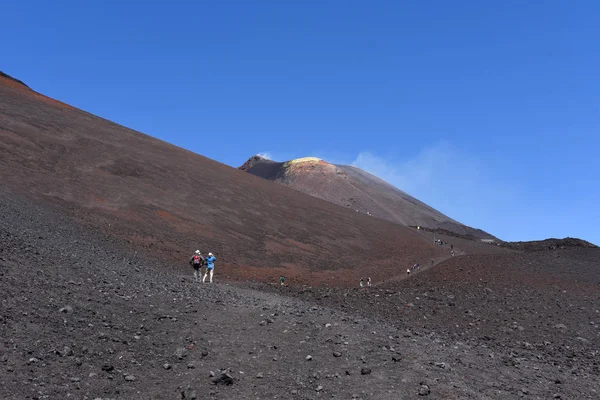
202,252 -> 216,283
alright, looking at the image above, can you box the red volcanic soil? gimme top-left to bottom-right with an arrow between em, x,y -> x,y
239,155 -> 495,240
2,73 -> 600,399
0,74 -> 455,286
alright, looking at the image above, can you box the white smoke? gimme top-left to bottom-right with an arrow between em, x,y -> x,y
257,152 -> 272,160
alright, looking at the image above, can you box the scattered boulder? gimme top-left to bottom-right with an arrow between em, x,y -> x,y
180,387 -> 198,399
57,346 -> 73,357
174,347 -> 187,360
212,372 -> 234,386
360,367 -> 371,375
434,362 -> 449,369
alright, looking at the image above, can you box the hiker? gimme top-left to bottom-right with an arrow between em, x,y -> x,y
280,276 -> 285,285
202,252 -> 216,283
367,277 -> 372,287
416,263 -> 420,271
189,250 -> 205,281
360,278 -> 364,287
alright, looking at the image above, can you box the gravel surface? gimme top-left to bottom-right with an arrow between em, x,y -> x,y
2,190 -> 599,399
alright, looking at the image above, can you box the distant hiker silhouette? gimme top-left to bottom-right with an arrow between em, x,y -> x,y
202,252 -> 216,283
367,277 -> 372,287
280,276 -> 285,285
189,250 -> 205,281
359,278 -> 364,287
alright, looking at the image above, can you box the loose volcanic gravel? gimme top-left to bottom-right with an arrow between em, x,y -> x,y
1,188 -> 599,399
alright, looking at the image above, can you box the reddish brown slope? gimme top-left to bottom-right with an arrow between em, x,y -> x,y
0,74 -> 451,286
240,155 -> 495,240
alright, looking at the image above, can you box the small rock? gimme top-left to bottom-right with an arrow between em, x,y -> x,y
181,387 -> 198,399
315,385 -> 324,392
124,375 -> 136,382
554,378 -> 562,384
360,367 -> 371,375
187,363 -> 196,369
101,364 -> 114,372
70,377 -> 81,382
554,324 -> 567,330
256,372 -> 264,379
58,346 -> 73,357
434,362 -> 449,369
201,350 -> 209,357
418,384 -> 431,396
333,352 -> 342,358
306,355 -> 313,361
212,372 -> 234,386
27,357 -> 40,365
163,363 -> 172,370
392,356 -> 402,362
521,388 -> 529,394
174,347 -> 187,360
59,306 -> 73,313
209,371 -> 215,377
291,389 -> 298,395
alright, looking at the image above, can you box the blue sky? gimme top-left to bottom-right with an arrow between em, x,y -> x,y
2,1 -> 598,244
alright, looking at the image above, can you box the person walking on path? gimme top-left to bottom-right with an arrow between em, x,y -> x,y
280,276 -> 285,285
203,252 -> 216,283
189,250 -> 205,281
360,278 -> 364,287
367,277 -> 372,287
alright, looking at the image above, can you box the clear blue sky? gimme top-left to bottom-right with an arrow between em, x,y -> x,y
2,1 -> 598,244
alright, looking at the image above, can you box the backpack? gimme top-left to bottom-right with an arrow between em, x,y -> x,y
192,255 -> 202,266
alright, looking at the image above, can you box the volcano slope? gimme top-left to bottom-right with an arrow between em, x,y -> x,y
0,73 -> 446,286
2,189 -> 600,400
240,155 -> 494,240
